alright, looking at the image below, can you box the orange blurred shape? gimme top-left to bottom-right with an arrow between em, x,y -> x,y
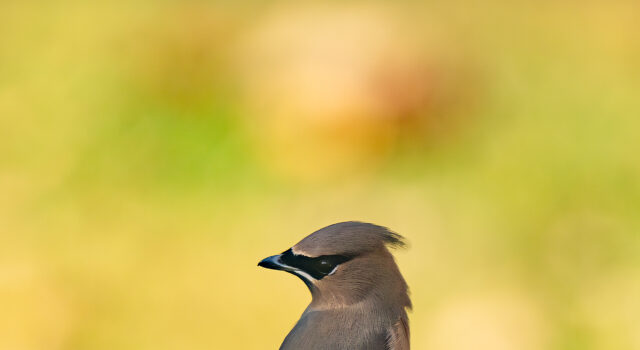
423,291 -> 548,350
119,4 -> 230,110
0,261 -> 72,350
235,4 -> 476,181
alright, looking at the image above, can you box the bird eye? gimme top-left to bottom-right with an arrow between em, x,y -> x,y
315,259 -> 334,274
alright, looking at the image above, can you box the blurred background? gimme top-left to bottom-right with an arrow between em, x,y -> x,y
1,0 -> 639,349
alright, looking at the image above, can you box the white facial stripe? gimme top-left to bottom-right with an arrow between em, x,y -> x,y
292,270 -> 316,282
272,259 -> 296,272
291,246 -> 316,257
327,265 -> 339,276
274,256 -> 317,283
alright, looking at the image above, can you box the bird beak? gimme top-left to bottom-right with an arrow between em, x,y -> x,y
258,254 -> 288,271
258,251 -> 316,287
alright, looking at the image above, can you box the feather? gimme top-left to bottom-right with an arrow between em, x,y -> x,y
385,315 -> 410,350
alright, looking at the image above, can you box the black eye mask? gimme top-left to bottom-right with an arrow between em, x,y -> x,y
280,249 -> 354,280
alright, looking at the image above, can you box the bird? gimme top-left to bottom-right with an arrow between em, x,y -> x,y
258,221 -> 411,350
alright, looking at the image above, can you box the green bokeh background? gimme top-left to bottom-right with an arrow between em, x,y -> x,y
1,1 -> 639,349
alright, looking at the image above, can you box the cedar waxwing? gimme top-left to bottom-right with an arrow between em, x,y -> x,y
258,221 -> 411,350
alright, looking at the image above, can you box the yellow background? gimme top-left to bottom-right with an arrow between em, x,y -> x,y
1,1 -> 639,349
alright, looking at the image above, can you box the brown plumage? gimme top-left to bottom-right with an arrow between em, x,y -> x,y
258,221 -> 411,350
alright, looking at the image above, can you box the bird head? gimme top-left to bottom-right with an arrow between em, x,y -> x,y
258,221 -> 410,309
